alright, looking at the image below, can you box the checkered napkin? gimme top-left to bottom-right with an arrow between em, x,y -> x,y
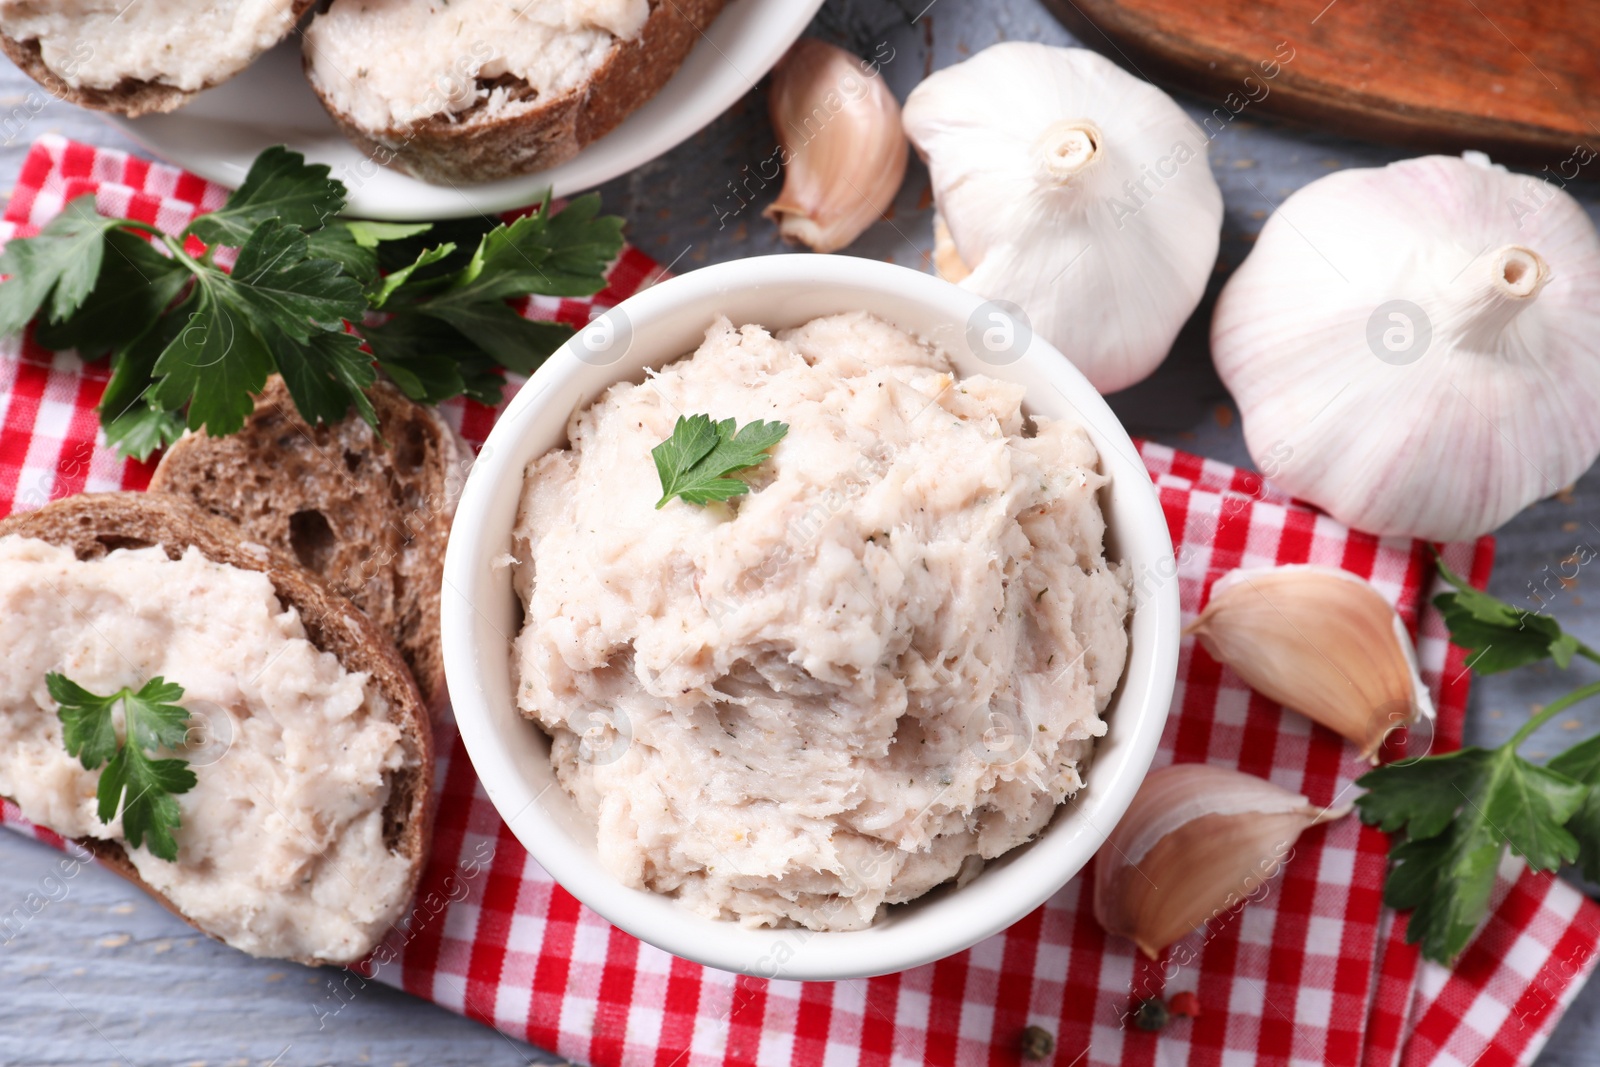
1,135 -> 1597,1067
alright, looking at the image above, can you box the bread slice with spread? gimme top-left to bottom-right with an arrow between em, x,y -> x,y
0,493 -> 433,966
301,0 -> 727,183
149,376 -> 465,713
0,0 -> 313,117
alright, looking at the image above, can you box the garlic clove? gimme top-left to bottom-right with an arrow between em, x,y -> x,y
1212,152 -> 1600,541
763,39 -> 908,254
1183,565 -> 1434,761
1093,764 -> 1350,958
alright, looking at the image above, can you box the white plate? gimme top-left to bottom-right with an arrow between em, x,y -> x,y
108,0 -> 825,220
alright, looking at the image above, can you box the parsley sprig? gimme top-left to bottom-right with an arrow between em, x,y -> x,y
47,673 -> 197,862
652,414 -> 789,508
0,146 -> 625,459
1356,559 -> 1600,964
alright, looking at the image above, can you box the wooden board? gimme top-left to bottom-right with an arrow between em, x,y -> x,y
1043,0 -> 1598,167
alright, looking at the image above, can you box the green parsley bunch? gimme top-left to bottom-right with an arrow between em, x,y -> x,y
0,146 -> 624,459
1357,558 -> 1600,963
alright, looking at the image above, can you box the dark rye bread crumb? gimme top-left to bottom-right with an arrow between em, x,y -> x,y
0,0 -> 316,118
0,492 -> 434,967
303,0 -> 727,183
150,376 -> 466,713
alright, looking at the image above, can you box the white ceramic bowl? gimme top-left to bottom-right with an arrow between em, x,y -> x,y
441,254 -> 1179,981
109,0 -> 825,219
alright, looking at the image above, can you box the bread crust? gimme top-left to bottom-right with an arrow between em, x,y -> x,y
149,376 -> 465,714
0,492 -> 434,967
304,0 -> 727,183
0,0 -> 315,118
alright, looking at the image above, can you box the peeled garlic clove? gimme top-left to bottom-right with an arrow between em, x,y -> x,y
1212,152 -> 1600,540
902,43 -> 1222,393
1184,565 -> 1434,761
1094,764 -> 1350,958
763,39 -> 908,254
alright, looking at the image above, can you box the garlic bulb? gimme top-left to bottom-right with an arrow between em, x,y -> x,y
902,43 -> 1222,393
764,39 -> 908,254
1184,565 -> 1433,761
1213,152 -> 1600,541
1094,764 -> 1350,958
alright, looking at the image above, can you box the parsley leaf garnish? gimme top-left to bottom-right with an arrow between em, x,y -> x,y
1355,556 -> 1600,964
653,414 -> 789,508
1548,735 -> 1600,882
364,195 -> 621,378
184,145 -> 344,247
47,673 -> 197,862
1433,557 -> 1580,673
1358,747 -> 1585,963
31,229 -> 189,358
0,145 -> 625,459
0,196 -> 123,335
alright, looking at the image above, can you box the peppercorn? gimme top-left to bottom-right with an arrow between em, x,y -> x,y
1019,1025 -> 1054,1061
1132,998 -> 1170,1032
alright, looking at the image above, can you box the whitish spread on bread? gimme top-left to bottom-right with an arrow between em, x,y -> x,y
510,312 -> 1131,931
0,0 -> 299,92
0,537 -> 412,962
304,0 -> 649,131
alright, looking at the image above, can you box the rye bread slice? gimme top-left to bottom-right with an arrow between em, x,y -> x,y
0,491 -> 434,967
0,0 -> 315,118
303,0 -> 727,183
149,375 -> 465,713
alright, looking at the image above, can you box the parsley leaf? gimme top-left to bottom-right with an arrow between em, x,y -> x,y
99,743 -> 195,863
47,672 -> 121,770
653,414 -> 789,508
370,243 -> 456,309
229,219 -> 365,339
1357,558 -> 1600,965
1358,747 -> 1585,963
345,219 -> 433,249
416,301 -> 574,373
373,198 -> 623,374
1548,735 -> 1600,881
375,215 -> 495,276
0,145 -> 625,455
148,286 -> 275,437
271,328 -> 378,428
100,310 -> 190,460
0,196 -> 124,334
185,146 -> 345,247
302,220 -> 430,287
361,315 -> 505,406
1434,557 -> 1579,673
303,223 -> 380,287
150,220 -> 366,436
47,673 -> 197,862
32,230 -> 189,358
437,195 -> 622,302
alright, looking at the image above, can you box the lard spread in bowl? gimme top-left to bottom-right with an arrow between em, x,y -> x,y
508,311 -> 1130,931
442,253 -> 1178,980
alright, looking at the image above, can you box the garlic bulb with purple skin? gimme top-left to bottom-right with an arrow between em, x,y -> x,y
1212,152 -> 1600,541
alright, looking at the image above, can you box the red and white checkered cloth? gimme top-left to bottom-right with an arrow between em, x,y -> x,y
1,134 -> 1597,1067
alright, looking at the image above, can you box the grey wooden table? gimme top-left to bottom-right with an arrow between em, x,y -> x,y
3,2 -> 1599,1064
